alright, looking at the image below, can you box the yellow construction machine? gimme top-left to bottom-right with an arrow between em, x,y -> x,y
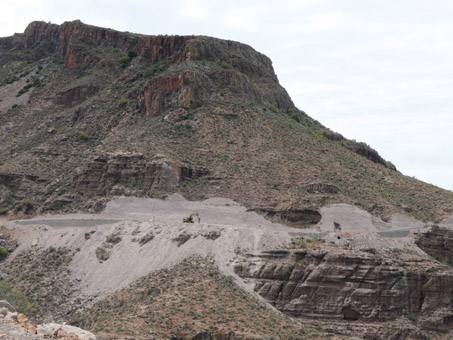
183,212 -> 199,223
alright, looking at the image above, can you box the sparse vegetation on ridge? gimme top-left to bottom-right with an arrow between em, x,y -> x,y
72,257 -> 330,340
0,247 -> 78,322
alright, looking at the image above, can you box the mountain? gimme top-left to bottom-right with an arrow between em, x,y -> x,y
1,20 -> 452,224
2,20 -> 453,340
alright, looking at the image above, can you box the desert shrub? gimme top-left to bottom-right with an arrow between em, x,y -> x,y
75,130 -> 93,141
0,247 -> 8,260
323,130 -> 344,141
16,77 -> 42,97
0,281 -> 34,315
143,68 -> 156,77
14,199 -> 37,212
158,62 -> 168,71
119,56 -> 131,69
127,50 -> 137,59
32,77 -> 41,87
268,104 -> 278,113
221,61 -> 233,69
288,109 -> 304,123
0,207 -> 9,215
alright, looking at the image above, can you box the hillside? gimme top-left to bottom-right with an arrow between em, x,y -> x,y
0,20 -> 452,224
2,195 -> 453,340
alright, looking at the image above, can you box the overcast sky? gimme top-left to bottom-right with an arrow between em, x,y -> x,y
1,0 -> 452,191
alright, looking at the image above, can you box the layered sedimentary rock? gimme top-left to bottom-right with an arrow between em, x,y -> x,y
415,227 -> 453,265
73,153 -> 208,198
233,248 -> 453,330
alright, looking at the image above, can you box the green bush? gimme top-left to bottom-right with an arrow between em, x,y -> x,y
0,281 -> 34,315
0,207 -> 9,215
323,130 -> 344,141
269,104 -> 278,113
143,68 -> 156,77
119,56 -> 131,69
118,98 -> 128,106
16,77 -> 42,97
14,199 -> 37,212
75,130 -> 93,141
221,61 -> 233,70
32,77 -> 41,87
127,50 -> 137,59
0,247 -> 8,260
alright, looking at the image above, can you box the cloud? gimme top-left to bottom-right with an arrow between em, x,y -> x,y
179,0 -> 209,19
222,6 -> 268,33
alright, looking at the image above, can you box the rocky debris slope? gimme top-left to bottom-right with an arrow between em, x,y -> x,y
0,300 -> 95,340
72,257 -> 333,340
0,233 -> 16,259
0,244 -> 80,323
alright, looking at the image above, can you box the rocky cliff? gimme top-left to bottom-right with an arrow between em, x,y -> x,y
233,247 -> 453,338
416,227 -> 453,265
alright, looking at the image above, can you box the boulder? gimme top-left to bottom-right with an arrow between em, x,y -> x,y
0,300 -> 16,314
37,323 -> 96,340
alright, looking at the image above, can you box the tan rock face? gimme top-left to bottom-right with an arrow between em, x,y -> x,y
233,249 -> 453,325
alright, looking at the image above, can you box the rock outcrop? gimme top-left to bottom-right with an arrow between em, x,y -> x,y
18,20 -> 294,112
73,153 -> 208,199
0,301 -> 95,340
254,208 -> 321,225
233,248 -> 453,334
54,85 -> 99,108
415,227 -> 453,265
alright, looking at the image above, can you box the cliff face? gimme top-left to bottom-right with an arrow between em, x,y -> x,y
233,248 -> 453,336
19,20 -> 292,110
72,153 -> 208,200
416,227 -> 453,265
